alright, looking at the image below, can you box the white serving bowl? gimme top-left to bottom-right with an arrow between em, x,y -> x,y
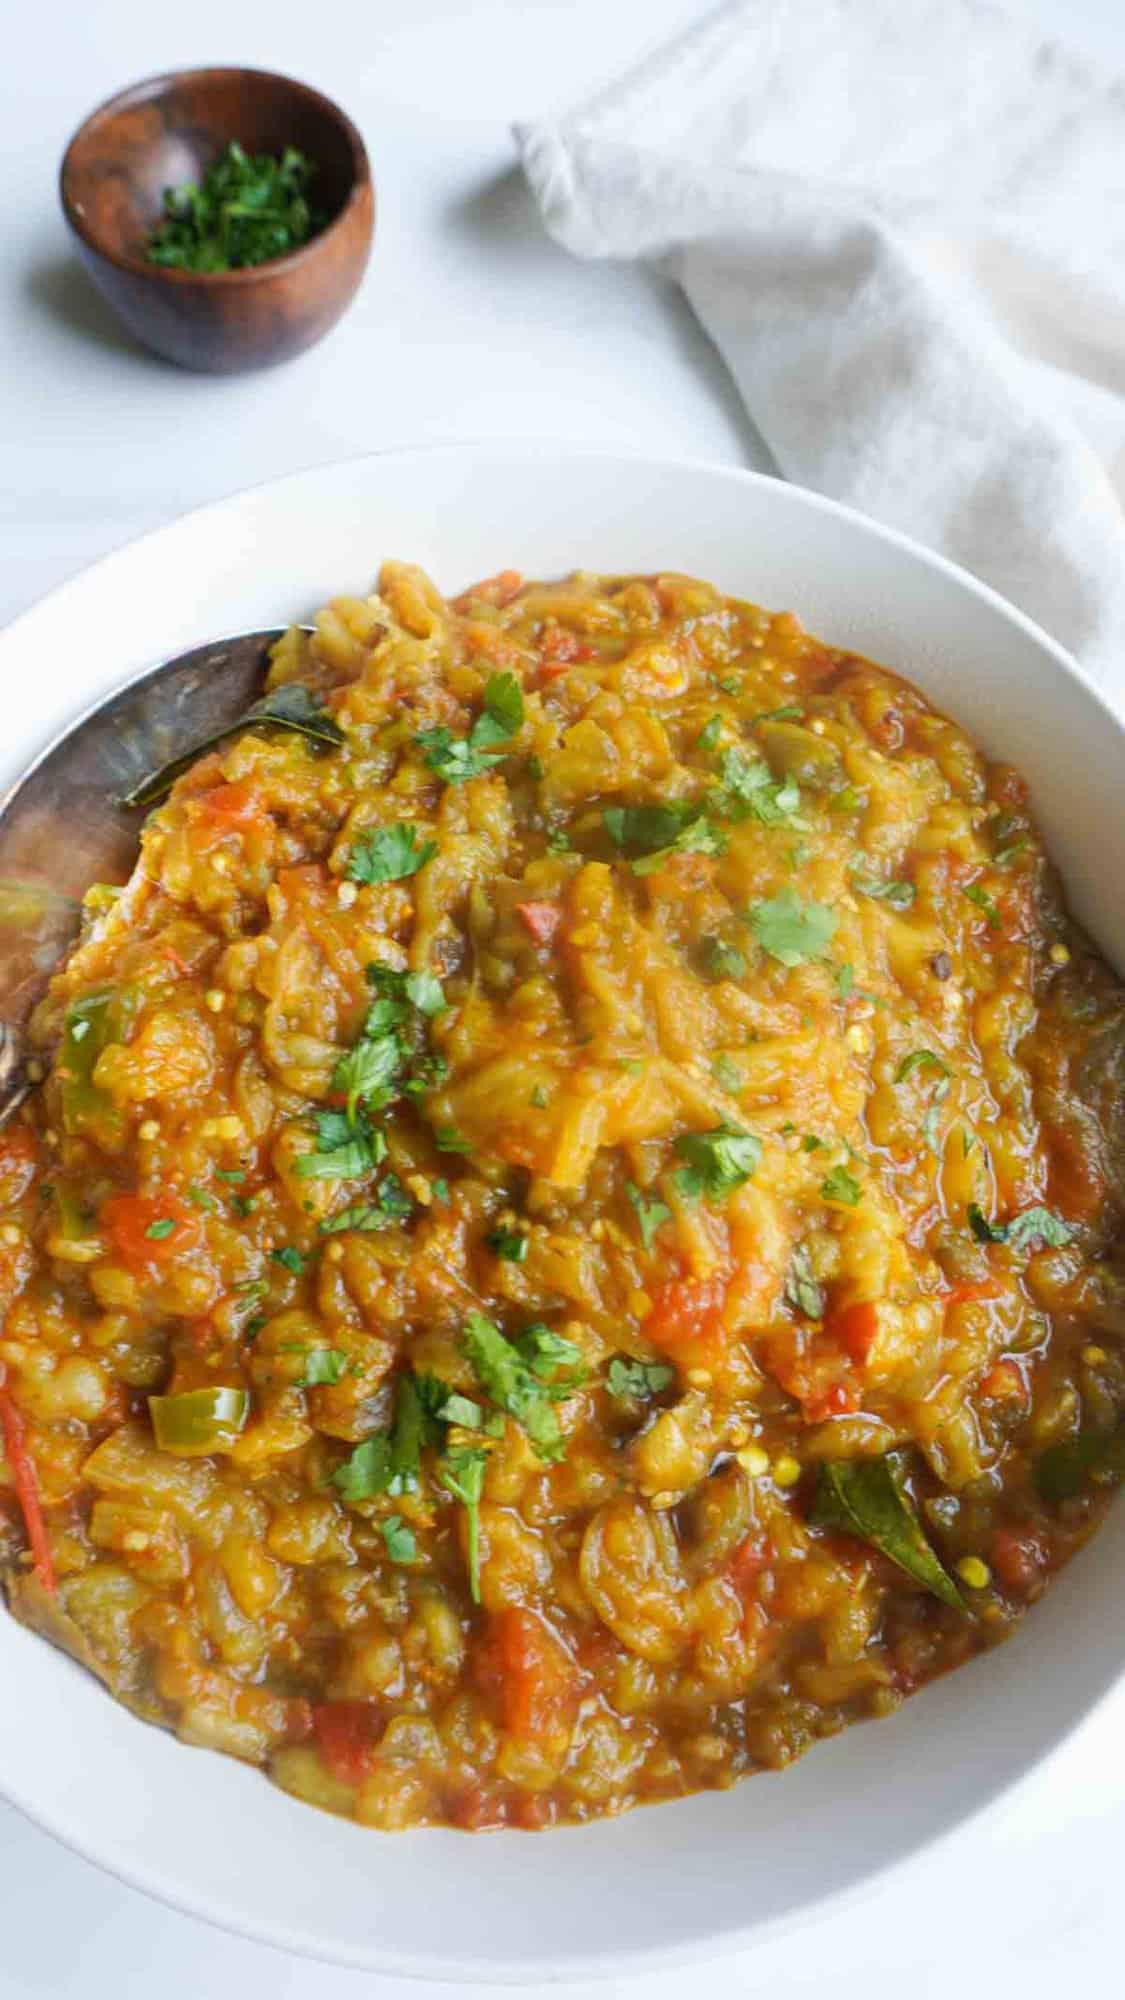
2,444 -> 1125,1982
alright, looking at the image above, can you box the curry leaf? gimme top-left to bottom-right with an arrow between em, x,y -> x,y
812,1456 -> 965,1611
121,684 -> 345,810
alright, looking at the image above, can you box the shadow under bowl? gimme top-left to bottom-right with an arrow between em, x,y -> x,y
59,66 -> 374,373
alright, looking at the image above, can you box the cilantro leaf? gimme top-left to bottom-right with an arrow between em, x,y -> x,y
632,815 -> 726,875
963,882 -> 1002,931
821,1165 -> 862,1206
717,749 -> 804,826
294,1109 -> 382,1181
895,1050 -> 951,1084
347,823 -> 437,885
318,1176 -> 414,1233
145,141 -> 325,274
144,1218 -> 176,1240
968,1203 -> 1073,1250
606,1356 -> 674,1400
514,1325 -> 585,1384
297,1347 -> 348,1387
270,1245 -> 307,1275
438,1446 -> 488,1603
332,1033 -> 403,1123
416,725 -> 504,784
603,801 -> 697,854
487,1227 -> 528,1263
851,869 -> 915,911
697,716 -> 723,750
474,672 -> 524,744
749,888 -> 837,967
785,1244 -> 825,1319
404,971 -> 445,1016
461,1312 -> 565,1460
674,1125 -> 761,1202
712,1053 -> 742,1093
703,938 -> 746,981
332,1374 -> 439,1505
626,1181 -> 672,1251
380,1515 -> 417,1563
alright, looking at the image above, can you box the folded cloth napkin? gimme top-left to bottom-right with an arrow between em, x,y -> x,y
517,0 -> 1125,687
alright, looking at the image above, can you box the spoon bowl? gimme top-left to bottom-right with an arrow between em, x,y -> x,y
0,630 -> 288,1117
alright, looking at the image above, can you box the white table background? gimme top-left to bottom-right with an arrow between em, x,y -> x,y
2,0 -> 1124,1991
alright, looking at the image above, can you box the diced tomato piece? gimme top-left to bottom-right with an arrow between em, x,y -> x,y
990,1524 -> 1049,1597
312,1699 -> 382,1784
944,1280 -> 1002,1309
644,1276 -> 728,1353
826,1300 -> 879,1365
803,1382 -> 859,1422
980,1359 -> 1025,1401
539,627 -> 594,667
514,1793 -> 555,1831
199,781 -> 260,825
102,1192 -> 201,1273
728,1533 -> 772,1591
476,1606 -> 580,1747
0,1370 -> 55,1593
456,569 -> 523,610
515,900 -> 562,946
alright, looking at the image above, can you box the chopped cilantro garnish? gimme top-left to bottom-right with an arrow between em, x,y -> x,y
439,1391 -> 486,1430
319,1176 -> 414,1233
216,1168 -> 246,1183
801,1133 -> 823,1152
144,1218 -> 176,1241
749,888 -> 837,966
380,1515 -> 417,1564
333,1374 -> 439,1504
514,1325 -> 585,1383
271,1245 -> 307,1275
895,1050 -> 951,1084
697,716 -> 723,750
717,748 -> 804,826
821,1165 -> 862,1206
530,1084 -> 550,1108
963,882 -> 1002,931
968,1203 -> 1073,1250
404,971 -> 445,1016
851,869 -> 915,911
836,963 -> 855,998
347,823 -> 437,885
753,704 -> 803,723
294,1109 -> 382,1181
417,673 -> 524,784
432,1178 -> 451,1204
674,1125 -> 761,1202
712,1053 -> 742,1093
603,801 -> 726,874
145,141 -> 324,273
606,1356 -> 674,1401
438,1446 -> 488,1603
785,1243 -> 825,1319
704,937 -> 747,980
626,1180 -> 672,1250
461,1312 -> 566,1460
434,1126 -> 472,1153
186,1186 -> 219,1213
487,1226 -> 528,1263
297,1347 -> 348,1387
333,1033 -> 402,1123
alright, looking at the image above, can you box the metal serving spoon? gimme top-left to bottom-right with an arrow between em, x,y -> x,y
0,630 -> 295,1125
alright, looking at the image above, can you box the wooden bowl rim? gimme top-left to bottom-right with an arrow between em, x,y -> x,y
59,64 -> 373,286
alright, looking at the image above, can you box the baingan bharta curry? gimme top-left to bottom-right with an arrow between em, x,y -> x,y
2,563 -> 1124,1830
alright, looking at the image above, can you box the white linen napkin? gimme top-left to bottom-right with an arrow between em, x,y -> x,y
517,0 -> 1125,687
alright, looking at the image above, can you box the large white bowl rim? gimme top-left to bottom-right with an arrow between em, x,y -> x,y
2,442 -> 1124,1982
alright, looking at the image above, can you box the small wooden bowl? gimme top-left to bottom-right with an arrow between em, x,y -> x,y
60,68 -> 374,373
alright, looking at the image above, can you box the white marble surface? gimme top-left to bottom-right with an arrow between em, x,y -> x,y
1,0 -> 1124,1991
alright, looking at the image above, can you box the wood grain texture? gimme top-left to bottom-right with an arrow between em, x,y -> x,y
59,68 -> 374,373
